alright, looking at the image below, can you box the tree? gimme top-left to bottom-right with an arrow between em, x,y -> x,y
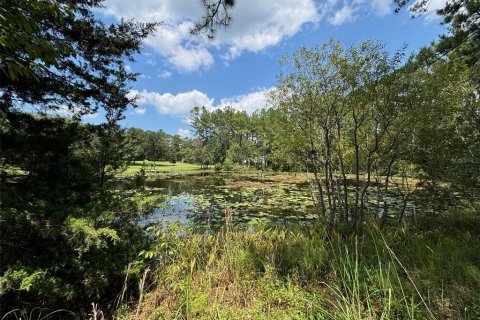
0,0 -> 157,120
125,127 -> 148,162
191,106 -> 265,168
0,115 -> 145,314
271,40 -> 410,232
191,0 -> 236,39
394,0 -> 479,84
1,2 -> 154,310
405,54 -> 480,213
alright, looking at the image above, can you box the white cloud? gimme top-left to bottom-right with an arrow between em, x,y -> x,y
413,0 -> 448,21
321,0 -> 393,26
329,5 -> 357,26
132,89 -> 213,115
133,107 -> 147,115
176,128 -> 192,138
158,70 -> 172,78
101,0 -> 319,71
131,87 -> 273,118
427,0 -> 448,12
182,117 -> 193,125
370,0 -> 392,16
102,0 -> 438,71
53,105 -> 100,119
146,58 -> 157,66
352,0 -> 392,17
143,21 -> 214,71
217,88 -> 273,114
215,0 -> 319,60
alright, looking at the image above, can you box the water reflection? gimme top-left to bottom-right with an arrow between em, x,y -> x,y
140,174 -> 320,229
127,173 -> 427,230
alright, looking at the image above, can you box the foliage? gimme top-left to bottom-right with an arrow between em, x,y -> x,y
127,212 -> 480,319
394,0 -> 480,85
0,0 -> 71,81
190,106 -> 277,169
268,39 -> 479,231
0,114 -> 150,315
271,40 -> 410,230
0,0 -> 157,315
124,128 -> 190,163
0,0 -> 157,119
403,54 -> 480,212
1,0 -> 478,316
191,0 -> 236,39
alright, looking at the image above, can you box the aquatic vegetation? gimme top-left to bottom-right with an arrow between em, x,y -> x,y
129,173 -> 447,232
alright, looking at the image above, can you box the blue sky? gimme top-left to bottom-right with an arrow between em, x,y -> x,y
89,0 -> 448,138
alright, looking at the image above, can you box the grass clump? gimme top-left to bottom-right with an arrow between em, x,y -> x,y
120,212 -> 480,320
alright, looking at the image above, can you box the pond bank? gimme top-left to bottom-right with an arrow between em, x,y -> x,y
121,212 -> 480,319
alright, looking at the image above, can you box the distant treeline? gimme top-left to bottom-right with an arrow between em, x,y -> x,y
125,128 -> 189,163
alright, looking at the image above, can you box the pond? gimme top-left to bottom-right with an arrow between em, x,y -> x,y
143,173 -> 319,229
127,172 -> 429,230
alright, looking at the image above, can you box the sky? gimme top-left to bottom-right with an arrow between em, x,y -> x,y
88,0 -> 448,138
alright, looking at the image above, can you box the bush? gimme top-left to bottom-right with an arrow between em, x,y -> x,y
214,163 -> 223,172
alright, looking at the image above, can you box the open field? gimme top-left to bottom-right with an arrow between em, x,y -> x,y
122,161 -> 212,176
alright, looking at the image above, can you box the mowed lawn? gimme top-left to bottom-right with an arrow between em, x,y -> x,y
123,161 -> 208,176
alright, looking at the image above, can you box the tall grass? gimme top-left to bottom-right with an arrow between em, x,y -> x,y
117,211 -> 480,319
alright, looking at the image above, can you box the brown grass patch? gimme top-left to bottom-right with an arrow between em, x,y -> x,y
220,180 -> 275,189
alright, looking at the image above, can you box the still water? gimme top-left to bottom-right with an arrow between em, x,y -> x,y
142,173 -> 318,229
114,173 -> 426,229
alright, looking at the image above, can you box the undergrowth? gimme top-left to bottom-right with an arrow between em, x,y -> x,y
116,210 -> 480,320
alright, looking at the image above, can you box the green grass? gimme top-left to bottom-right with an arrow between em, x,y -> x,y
117,209 -> 480,320
122,161 -> 210,176
1,166 -> 28,176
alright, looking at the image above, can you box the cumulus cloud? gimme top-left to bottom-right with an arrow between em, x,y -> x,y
182,117 -> 193,125
101,0 -> 319,71
144,21 -> 214,71
131,89 -> 213,115
351,0 -> 392,17
176,128 -> 192,138
101,0 -> 416,69
131,87 -> 273,117
215,0 -> 319,60
327,0 -> 395,26
370,0 -> 392,16
217,88 -> 272,114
